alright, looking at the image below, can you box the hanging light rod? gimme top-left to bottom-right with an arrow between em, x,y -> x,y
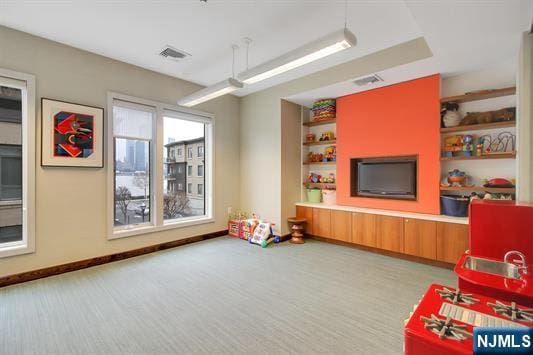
238,28 -> 356,84
177,78 -> 243,107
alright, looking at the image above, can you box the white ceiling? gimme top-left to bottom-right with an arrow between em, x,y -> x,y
0,0 -> 531,100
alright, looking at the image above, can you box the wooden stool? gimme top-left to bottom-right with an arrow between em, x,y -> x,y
288,217 -> 307,244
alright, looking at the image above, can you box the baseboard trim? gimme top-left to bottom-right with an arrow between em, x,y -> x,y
308,235 -> 455,270
0,230 -> 228,288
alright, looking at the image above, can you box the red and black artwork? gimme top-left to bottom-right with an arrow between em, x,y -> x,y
54,111 -> 94,158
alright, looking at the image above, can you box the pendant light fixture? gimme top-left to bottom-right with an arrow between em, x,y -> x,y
238,1 -> 355,84
178,45 -> 243,107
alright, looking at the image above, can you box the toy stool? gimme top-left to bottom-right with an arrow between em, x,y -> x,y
287,217 -> 307,244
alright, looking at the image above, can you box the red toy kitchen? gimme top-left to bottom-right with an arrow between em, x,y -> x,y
404,200 -> 533,354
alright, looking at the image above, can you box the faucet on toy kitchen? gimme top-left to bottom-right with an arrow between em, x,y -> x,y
504,250 -> 528,275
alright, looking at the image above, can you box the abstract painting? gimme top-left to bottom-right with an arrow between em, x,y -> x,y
41,98 -> 103,167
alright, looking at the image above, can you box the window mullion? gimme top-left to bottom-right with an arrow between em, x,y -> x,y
154,106 -> 164,227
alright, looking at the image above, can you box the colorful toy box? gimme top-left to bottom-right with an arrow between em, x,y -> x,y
228,219 -> 243,237
240,218 -> 259,240
248,222 -> 275,248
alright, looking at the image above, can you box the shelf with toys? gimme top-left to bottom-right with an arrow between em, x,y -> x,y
301,99 -> 338,204
439,87 -> 517,213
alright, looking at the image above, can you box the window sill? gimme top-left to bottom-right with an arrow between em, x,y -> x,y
0,241 -> 34,258
109,216 -> 214,240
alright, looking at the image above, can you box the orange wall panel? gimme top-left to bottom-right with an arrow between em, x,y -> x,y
336,74 -> 441,214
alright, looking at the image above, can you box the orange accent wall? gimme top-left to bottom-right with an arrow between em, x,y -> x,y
336,74 -> 441,214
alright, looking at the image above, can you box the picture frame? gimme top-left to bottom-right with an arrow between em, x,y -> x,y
41,98 -> 104,168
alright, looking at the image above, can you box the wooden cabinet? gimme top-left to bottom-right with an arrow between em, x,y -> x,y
296,206 -> 314,235
330,210 -> 352,242
351,212 -> 377,247
437,222 -> 469,263
404,218 -> 437,260
312,208 -> 331,238
376,215 -> 404,253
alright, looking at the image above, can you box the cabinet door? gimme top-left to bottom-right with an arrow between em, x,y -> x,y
404,218 -> 437,260
296,206 -> 314,235
436,222 -> 469,264
351,212 -> 377,247
312,208 -> 331,238
331,210 -> 352,242
376,215 -> 404,253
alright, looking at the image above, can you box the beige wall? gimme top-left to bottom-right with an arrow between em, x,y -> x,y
517,31 -> 533,202
0,25 -> 240,277
240,37 -> 433,234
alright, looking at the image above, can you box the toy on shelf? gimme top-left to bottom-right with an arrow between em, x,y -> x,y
462,135 -> 474,156
323,145 -> 336,162
459,107 -> 515,126
443,169 -> 468,187
482,178 -> 515,188
311,98 -> 336,122
441,102 -> 461,127
248,222 -> 275,248
319,131 -> 335,141
307,172 -> 321,183
305,133 -> 316,143
443,135 -> 464,157
479,132 -> 516,155
307,152 -> 323,163
319,173 -> 335,184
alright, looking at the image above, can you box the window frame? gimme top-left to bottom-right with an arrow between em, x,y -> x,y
107,92 -> 214,240
0,68 -> 36,258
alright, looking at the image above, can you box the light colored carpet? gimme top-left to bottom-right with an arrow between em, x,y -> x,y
0,237 -> 456,354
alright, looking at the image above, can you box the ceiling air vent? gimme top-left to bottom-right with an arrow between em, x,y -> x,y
353,74 -> 383,87
159,45 -> 190,61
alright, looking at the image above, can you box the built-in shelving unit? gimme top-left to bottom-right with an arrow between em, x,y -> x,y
303,182 -> 337,188
440,186 -> 516,193
303,140 -> 336,146
439,86 -> 517,205
440,121 -> 515,133
303,161 -> 336,165
440,87 -> 516,104
302,118 -> 336,127
440,152 -> 516,161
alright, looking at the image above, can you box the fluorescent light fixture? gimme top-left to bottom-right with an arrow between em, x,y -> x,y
178,78 -> 243,107
238,28 -> 356,84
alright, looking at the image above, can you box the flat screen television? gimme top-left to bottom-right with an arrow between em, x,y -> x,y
351,156 -> 417,200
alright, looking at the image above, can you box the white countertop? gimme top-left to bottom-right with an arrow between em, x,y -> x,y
296,202 -> 469,225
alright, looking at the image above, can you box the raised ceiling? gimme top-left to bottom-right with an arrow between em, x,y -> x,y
0,1 -> 531,99
0,0 -> 421,96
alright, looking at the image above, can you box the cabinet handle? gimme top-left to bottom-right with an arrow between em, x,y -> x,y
405,219 -> 409,223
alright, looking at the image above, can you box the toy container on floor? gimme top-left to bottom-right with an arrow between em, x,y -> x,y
307,188 -> 321,203
322,189 -> 336,205
239,218 -> 259,240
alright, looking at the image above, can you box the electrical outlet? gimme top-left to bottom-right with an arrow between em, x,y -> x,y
227,206 -> 232,216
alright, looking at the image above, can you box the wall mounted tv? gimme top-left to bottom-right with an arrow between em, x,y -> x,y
350,156 -> 417,200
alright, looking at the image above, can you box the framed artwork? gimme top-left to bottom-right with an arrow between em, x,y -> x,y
41,98 -> 104,167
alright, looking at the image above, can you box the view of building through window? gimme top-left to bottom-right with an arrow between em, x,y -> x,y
0,85 -> 23,244
113,103 -> 153,228
164,116 -> 205,221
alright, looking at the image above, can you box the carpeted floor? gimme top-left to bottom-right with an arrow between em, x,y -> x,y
0,237 -> 456,354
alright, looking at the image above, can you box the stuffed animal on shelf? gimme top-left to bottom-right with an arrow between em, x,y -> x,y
459,107 -> 515,126
324,145 -> 336,162
441,102 -> 461,127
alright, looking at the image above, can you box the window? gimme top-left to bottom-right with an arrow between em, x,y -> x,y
112,101 -> 153,229
0,145 -> 22,200
108,93 -> 212,239
198,146 -> 204,158
0,69 -> 36,257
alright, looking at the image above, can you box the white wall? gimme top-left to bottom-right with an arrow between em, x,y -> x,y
0,25 -> 240,277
